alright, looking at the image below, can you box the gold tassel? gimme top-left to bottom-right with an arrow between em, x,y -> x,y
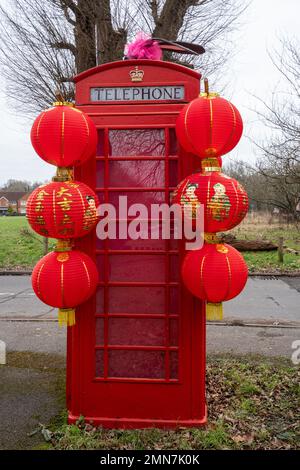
58,308 -> 76,327
206,302 -> 223,321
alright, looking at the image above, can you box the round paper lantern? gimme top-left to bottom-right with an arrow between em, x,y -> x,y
172,170 -> 248,232
182,242 -> 248,319
26,181 -> 99,239
31,104 -> 97,167
32,249 -> 99,326
176,94 -> 243,158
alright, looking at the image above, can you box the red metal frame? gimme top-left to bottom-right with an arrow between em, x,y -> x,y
67,60 -> 206,428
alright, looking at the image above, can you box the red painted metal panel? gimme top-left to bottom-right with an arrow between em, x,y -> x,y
68,60 -> 206,428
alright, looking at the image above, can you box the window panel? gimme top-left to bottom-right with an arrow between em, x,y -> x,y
170,288 -> 179,315
109,129 -> 165,157
96,161 -> 105,187
108,350 -> 165,378
108,318 -> 165,346
105,221 -> 166,250
96,318 -> 104,345
95,350 -> 104,377
96,255 -> 105,281
169,254 -> 179,282
169,160 -> 178,187
108,286 -> 165,314
97,130 -> 105,156
170,351 -> 178,379
169,128 -> 178,155
109,160 -> 165,188
109,191 -> 165,209
169,319 -> 179,346
109,254 -> 165,282
96,287 -> 104,313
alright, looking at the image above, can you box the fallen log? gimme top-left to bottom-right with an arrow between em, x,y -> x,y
220,233 -> 278,251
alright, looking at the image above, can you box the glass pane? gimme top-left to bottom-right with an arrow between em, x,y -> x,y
96,287 -> 104,313
106,221 -> 166,250
95,350 -> 104,377
96,191 -> 105,204
96,255 -> 105,281
170,288 -> 179,315
169,160 -> 178,187
108,350 -> 165,378
169,254 -> 179,282
109,161 -> 165,188
169,319 -> 179,346
96,318 -> 104,344
169,217 -> 180,250
108,286 -> 165,314
169,128 -> 178,155
170,351 -> 178,379
97,129 -> 105,156
108,318 -> 165,346
109,129 -> 165,157
109,254 -> 165,282
109,191 -> 165,209
96,161 -> 105,187
96,237 -> 105,250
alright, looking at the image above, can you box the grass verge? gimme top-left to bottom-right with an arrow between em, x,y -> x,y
0,217 -> 55,269
47,355 -> 299,450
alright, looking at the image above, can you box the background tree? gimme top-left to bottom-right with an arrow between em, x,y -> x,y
223,36 -> 300,219
0,0 -> 247,114
252,37 -> 300,218
0,179 -> 44,192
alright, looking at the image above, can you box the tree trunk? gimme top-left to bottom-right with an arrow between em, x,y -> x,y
74,0 -> 97,73
95,0 -> 127,65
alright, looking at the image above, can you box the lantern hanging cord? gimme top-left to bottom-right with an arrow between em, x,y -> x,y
201,78 -> 219,98
204,78 -> 209,95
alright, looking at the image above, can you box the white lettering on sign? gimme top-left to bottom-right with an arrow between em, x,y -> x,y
90,86 -> 185,102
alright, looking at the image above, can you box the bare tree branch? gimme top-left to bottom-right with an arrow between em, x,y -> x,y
0,0 -> 248,115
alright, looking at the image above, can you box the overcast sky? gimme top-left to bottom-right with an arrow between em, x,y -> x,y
0,0 -> 299,186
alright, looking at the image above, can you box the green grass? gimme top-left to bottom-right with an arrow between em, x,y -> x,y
46,355 -> 299,450
243,251 -> 300,273
0,217 -> 55,269
231,213 -> 300,273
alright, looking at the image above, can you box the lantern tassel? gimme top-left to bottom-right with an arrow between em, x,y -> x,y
206,302 -> 223,321
58,308 -> 76,327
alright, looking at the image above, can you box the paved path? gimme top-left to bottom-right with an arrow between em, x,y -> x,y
0,320 -> 299,359
0,275 -> 299,325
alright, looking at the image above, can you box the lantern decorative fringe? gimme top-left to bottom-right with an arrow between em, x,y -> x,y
206,303 -> 223,321
29,100 -> 99,327
58,308 -> 76,327
181,242 -> 248,321
26,180 -> 99,239
31,249 -> 99,327
173,164 -> 248,232
176,84 -> 243,159
31,102 -> 98,168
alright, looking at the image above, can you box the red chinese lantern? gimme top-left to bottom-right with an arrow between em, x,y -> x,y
32,248 -> 99,326
26,181 -> 99,239
173,168 -> 248,232
176,94 -> 243,158
182,242 -> 248,320
31,103 -> 97,167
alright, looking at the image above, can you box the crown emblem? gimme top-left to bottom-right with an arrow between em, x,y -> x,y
130,66 -> 144,82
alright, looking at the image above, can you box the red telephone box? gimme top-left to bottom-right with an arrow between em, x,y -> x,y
67,59 -> 206,428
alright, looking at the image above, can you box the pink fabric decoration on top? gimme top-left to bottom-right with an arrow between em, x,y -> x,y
124,32 -> 162,60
